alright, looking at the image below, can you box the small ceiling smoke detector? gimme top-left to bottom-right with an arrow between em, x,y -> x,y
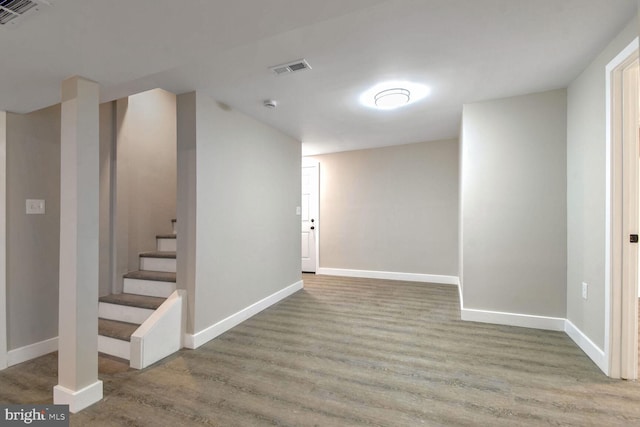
263,99 -> 278,109
0,0 -> 51,27
269,59 -> 312,75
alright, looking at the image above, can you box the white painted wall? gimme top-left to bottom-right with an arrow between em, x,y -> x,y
177,93 -> 301,339
567,17 -> 638,349
461,89 -> 567,318
6,105 -> 61,350
310,139 -> 459,277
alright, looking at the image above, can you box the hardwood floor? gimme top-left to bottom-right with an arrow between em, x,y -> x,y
2,274 -> 640,426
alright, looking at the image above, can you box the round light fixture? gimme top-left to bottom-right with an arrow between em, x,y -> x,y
360,81 -> 431,110
374,88 -> 410,109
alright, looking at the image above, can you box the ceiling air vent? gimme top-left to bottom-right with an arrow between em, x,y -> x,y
269,59 -> 312,75
0,0 -> 50,26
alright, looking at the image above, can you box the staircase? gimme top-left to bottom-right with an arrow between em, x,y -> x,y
98,229 -> 185,369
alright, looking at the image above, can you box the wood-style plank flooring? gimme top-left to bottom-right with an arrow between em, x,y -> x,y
2,274 -> 640,426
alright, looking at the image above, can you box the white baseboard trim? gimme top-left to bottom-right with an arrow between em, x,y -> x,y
316,268 -> 459,285
564,319 -> 607,374
184,280 -> 304,349
7,336 -> 58,367
461,308 -> 565,331
54,380 -> 103,413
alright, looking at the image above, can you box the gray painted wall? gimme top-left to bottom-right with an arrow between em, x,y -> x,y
461,89 -> 567,318
177,93 -> 301,335
566,18 -> 637,349
6,105 -> 61,350
176,92 -> 197,334
310,139 -> 459,276
99,102 -> 115,297
114,89 -> 177,291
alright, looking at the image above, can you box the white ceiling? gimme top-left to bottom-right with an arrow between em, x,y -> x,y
0,0 -> 636,155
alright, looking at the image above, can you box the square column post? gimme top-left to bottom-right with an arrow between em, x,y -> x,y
53,76 -> 103,413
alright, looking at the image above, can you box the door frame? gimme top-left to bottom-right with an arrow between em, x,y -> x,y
302,157 -> 320,273
605,37 -> 639,379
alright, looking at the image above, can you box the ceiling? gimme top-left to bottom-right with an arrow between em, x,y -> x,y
0,0 -> 636,155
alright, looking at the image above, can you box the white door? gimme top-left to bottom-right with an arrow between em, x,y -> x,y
301,160 -> 319,272
619,56 -> 639,379
606,41 -> 639,379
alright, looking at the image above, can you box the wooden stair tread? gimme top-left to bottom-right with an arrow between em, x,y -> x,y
99,293 -> 165,310
99,318 -> 138,342
124,270 -> 176,282
156,234 -> 176,239
139,251 -> 176,259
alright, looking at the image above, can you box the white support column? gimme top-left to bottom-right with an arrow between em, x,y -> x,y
54,76 -> 103,412
0,111 -> 6,371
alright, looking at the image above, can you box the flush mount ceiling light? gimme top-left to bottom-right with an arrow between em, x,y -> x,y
374,88 -> 410,109
360,81 -> 431,110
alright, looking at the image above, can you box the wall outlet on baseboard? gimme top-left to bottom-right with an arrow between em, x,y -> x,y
581,282 -> 588,300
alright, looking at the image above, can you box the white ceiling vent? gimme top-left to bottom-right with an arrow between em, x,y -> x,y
269,59 -> 312,75
0,0 -> 50,26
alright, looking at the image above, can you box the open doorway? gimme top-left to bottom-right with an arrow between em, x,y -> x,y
606,37 -> 639,380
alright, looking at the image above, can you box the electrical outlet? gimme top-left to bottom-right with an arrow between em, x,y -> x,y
581,282 -> 588,300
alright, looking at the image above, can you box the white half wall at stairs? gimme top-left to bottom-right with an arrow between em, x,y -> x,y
185,280 -> 303,350
130,289 -> 186,369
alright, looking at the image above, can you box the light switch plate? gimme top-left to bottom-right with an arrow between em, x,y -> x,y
296,206 -> 301,215
26,199 -> 45,214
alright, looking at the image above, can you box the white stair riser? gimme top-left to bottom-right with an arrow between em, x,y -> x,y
140,257 -> 176,273
99,302 -> 154,324
157,238 -> 176,252
98,335 -> 130,360
124,278 -> 176,298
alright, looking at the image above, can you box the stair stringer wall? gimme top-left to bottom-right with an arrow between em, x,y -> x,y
130,289 -> 186,369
